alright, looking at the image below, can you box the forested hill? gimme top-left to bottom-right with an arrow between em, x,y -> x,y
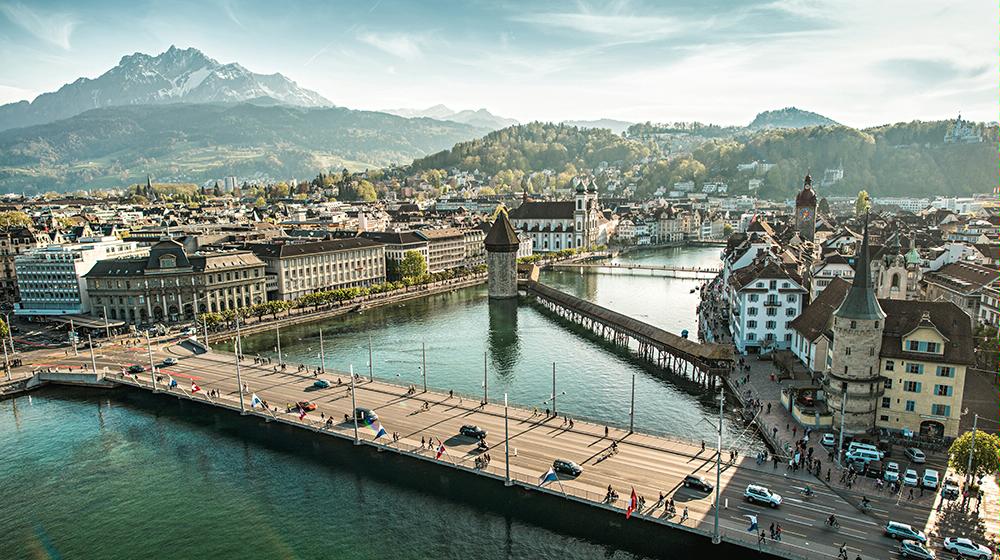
412,120 -> 998,199
410,122 -> 652,175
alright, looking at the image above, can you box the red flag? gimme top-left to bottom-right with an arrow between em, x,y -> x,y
299,407 -> 307,420
436,441 -> 446,459
191,383 -> 201,393
625,487 -> 638,519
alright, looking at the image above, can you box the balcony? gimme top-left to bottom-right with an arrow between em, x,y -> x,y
763,298 -> 781,307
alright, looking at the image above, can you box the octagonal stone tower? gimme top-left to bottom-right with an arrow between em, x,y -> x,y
485,210 -> 520,299
826,213 -> 886,435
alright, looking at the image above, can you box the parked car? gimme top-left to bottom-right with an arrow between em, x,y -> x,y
744,484 -> 781,508
459,425 -> 488,440
884,462 -> 901,482
941,479 -> 960,500
885,521 -> 927,543
127,364 -> 145,374
866,460 -> 885,479
943,537 -> 993,559
313,379 -> 331,389
161,357 -> 177,366
903,469 -> 920,487
354,407 -> 378,423
552,459 -> 582,477
181,327 -> 197,336
899,539 -> 935,559
683,474 -> 714,492
921,468 -> 939,489
821,433 -> 836,447
904,447 -> 926,464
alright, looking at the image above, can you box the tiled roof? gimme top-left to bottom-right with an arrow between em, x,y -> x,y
788,277 -> 851,341
879,300 -> 975,365
246,238 -> 382,259
508,201 -> 576,220
924,262 -> 999,295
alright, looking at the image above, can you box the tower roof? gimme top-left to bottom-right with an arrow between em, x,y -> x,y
795,173 -> 817,207
834,213 -> 885,320
484,210 -> 520,252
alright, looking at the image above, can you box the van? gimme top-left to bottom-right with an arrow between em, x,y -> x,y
845,448 -> 881,464
921,469 -> 939,489
848,442 -> 882,456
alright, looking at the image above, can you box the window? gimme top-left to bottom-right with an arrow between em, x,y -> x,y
880,415 -> 890,422
784,333 -> 792,342
906,363 -> 923,374
934,384 -> 953,397
907,340 -> 939,353
747,320 -> 757,328
931,404 -> 951,417
769,280 -> 777,290
766,307 -> 777,316
786,294 -> 796,302
786,308 -> 795,317
884,378 -> 893,389
905,400 -> 916,412
850,320 -> 857,329
845,347 -> 851,356
747,333 -> 756,341
749,294 -> 759,302
936,366 -> 954,378
747,307 -> 758,316
885,360 -> 895,371
903,381 -> 921,393
765,320 -> 776,330
881,397 -> 891,409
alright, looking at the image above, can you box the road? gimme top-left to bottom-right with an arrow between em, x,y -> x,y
21,338 -> 975,560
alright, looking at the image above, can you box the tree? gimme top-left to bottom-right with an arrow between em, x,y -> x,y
356,180 -> 377,202
0,211 -> 31,229
818,197 -> 831,215
398,250 -> 427,280
948,430 -> 1000,482
0,316 -> 8,339
854,190 -> 871,216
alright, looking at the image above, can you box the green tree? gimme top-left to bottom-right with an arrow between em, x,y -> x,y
0,211 -> 31,229
948,430 -> 1000,481
356,180 -> 377,202
0,316 -> 8,339
254,196 -> 267,208
818,197 -> 831,215
398,250 -> 427,280
855,190 -> 871,216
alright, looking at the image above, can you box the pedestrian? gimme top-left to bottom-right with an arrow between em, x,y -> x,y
769,522 -> 774,539
680,507 -> 688,522
766,402 -> 771,414
701,440 -> 705,452
604,425 -> 609,437
775,524 -> 782,541
908,487 -> 914,500
421,436 -> 426,448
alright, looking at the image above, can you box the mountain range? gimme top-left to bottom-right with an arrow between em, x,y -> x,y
0,46 -> 331,132
382,105 -> 519,130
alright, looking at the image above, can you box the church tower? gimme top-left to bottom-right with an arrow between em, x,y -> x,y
794,173 -> 818,242
826,214 -> 886,435
485,210 -> 520,299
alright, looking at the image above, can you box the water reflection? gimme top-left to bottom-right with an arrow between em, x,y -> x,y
487,298 -> 520,378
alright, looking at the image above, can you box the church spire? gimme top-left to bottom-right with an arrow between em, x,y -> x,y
835,212 -> 885,320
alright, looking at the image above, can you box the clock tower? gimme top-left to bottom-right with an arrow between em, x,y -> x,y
794,173 -> 818,242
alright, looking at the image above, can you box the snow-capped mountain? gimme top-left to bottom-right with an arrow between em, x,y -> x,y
0,46 -> 332,132
383,105 -> 518,130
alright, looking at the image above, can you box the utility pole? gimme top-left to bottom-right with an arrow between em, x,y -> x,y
482,351 -> 488,405
2,338 -> 9,381
275,325 -> 282,366
837,388 -> 848,466
4,312 -> 14,363
145,332 -> 156,392
965,413 -> 978,486
88,334 -> 97,376
102,305 -> 111,339
368,334 -> 374,381
504,392 -> 511,486
713,385 -> 723,545
551,362 -> 557,417
629,373 -> 636,433
70,318 -> 78,356
319,328 -> 326,375
235,317 -> 246,414
421,341 -> 427,392
350,365 -> 359,445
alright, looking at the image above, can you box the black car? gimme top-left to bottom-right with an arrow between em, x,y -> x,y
683,474 -> 714,492
127,364 -> 145,374
865,460 -> 884,479
460,425 -> 488,440
553,459 -> 582,477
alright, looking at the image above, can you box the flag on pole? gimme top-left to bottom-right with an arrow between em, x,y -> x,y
538,468 -> 559,486
625,487 -> 639,519
191,383 -> 201,393
436,440 -> 446,459
250,393 -> 263,408
298,407 -> 307,420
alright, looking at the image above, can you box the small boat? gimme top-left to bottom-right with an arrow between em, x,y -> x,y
689,288 -> 697,293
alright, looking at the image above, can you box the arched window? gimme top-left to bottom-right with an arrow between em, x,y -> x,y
891,273 -> 900,289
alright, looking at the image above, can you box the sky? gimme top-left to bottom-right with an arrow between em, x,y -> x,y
0,0 -> 995,127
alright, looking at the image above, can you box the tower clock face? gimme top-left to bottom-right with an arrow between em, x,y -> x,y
799,208 -> 812,222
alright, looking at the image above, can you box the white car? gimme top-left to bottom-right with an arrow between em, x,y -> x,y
821,433 -> 836,447
922,469 -> 939,489
904,447 -> 926,463
902,469 -> 919,487
744,484 -> 782,508
162,357 -> 177,366
943,537 -> 993,559
884,461 -> 901,482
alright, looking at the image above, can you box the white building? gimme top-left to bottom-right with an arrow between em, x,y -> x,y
727,257 -> 807,354
509,184 -> 605,252
15,236 -> 148,317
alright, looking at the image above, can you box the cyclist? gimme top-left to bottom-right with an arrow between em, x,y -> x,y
861,496 -> 871,511
827,514 -> 838,527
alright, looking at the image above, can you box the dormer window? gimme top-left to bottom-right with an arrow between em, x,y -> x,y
159,255 -> 176,268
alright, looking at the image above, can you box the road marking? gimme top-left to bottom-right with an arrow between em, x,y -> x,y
785,513 -> 814,526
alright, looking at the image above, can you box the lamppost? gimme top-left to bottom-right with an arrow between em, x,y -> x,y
504,392 -> 511,486
712,386 -> 723,545
234,316 -> 246,413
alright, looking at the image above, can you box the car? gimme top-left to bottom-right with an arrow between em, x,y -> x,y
354,407 -> 378,423
866,460 -> 885,479
885,521 -> 927,543
903,469 -> 920,487
821,433 -> 836,447
899,539 -> 936,559
904,447 -> 926,464
313,379 -> 331,389
744,484 -> 782,508
161,357 -> 177,366
552,459 -> 582,477
127,364 -> 145,374
943,537 -> 993,559
296,401 -> 317,412
459,425 -> 488,439
921,468 -> 939,489
884,462 -> 901,482
683,474 -> 714,492
941,479 -> 960,500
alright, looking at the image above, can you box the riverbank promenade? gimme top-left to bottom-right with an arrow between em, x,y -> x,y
7,337 -> 952,560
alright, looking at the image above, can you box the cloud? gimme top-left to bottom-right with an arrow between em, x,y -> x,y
0,2 -> 78,50
876,58 -> 990,84
356,31 -> 423,61
509,1 -> 683,44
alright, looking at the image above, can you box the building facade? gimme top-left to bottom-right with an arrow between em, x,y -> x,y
728,257 -> 807,354
509,184 -> 602,252
0,226 -> 44,306
246,238 -> 385,301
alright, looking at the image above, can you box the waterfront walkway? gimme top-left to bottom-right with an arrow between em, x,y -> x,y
7,338 -> 958,560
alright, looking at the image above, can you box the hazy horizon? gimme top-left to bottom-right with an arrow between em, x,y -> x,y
0,0 -> 996,128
